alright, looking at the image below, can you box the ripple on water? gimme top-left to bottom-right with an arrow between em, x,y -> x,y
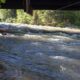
0,33 -> 80,80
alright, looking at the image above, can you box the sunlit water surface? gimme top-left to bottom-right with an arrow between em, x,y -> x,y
0,25 -> 80,80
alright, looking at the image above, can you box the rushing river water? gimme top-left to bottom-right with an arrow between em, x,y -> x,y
0,24 -> 80,80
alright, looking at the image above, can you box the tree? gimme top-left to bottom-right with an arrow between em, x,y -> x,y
31,10 -> 39,25
0,9 -> 16,22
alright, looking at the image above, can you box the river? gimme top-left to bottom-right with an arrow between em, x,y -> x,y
0,23 -> 80,80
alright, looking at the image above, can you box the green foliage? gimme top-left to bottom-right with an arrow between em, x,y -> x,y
0,9 -> 16,21
0,0 -> 6,3
5,18 -> 16,23
0,9 -> 80,28
16,10 -> 32,24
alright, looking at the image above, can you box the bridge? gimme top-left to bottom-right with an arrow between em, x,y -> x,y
0,0 -> 80,14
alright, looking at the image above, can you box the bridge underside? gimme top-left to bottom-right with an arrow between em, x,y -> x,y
0,0 -> 80,14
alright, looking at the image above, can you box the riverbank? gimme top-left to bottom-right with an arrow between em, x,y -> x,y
0,23 -> 80,34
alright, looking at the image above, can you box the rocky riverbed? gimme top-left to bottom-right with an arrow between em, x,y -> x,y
0,23 -> 80,80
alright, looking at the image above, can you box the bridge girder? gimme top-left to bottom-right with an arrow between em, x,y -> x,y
0,0 -> 80,14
